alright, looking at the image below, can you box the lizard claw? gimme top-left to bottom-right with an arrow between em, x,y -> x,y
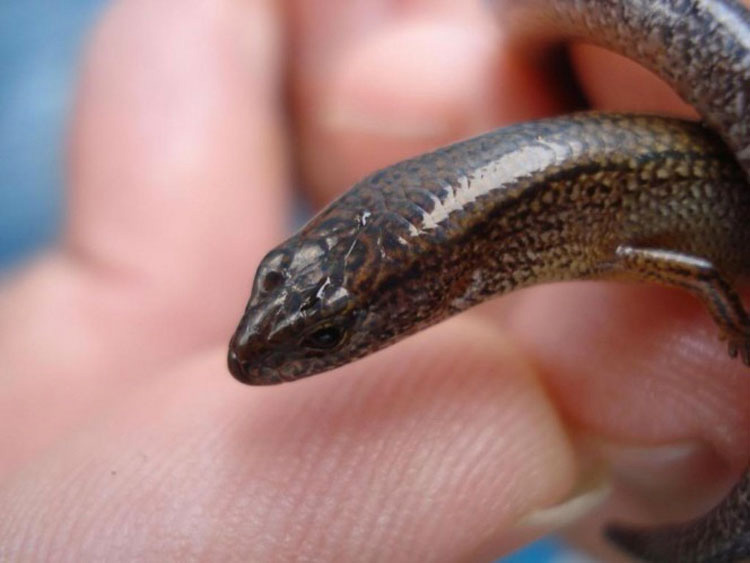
723,330 -> 750,366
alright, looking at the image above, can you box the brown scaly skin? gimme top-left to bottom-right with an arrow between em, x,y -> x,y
229,0 -> 750,561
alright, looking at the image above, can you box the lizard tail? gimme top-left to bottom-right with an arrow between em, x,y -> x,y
605,469 -> 750,562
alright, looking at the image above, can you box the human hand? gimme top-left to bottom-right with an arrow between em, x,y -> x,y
0,0 -> 747,561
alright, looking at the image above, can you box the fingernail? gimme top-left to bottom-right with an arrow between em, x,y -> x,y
516,441 -> 717,531
602,441 -> 720,498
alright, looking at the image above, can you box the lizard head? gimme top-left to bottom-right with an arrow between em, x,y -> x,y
227,207 -> 404,385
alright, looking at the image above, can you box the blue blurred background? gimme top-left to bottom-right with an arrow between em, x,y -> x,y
0,2 -> 592,561
0,1 -> 105,268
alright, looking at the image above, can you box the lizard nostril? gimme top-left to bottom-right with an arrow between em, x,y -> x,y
227,348 -> 246,382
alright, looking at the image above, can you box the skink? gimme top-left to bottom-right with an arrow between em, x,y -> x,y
227,0 -> 750,561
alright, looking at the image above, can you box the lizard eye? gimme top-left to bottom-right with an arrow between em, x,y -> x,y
260,270 -> 284,292
302,325 -> 344,350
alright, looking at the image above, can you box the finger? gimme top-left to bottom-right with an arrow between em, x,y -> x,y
68,0 -> 288,345
0,0 -> 286,474
512,0 -> 750,541
511,283 -> 749,460
0,320 -> 582,561
287,0 -> 573,204
569,45 -> 696,117
508,282 -> 750,558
